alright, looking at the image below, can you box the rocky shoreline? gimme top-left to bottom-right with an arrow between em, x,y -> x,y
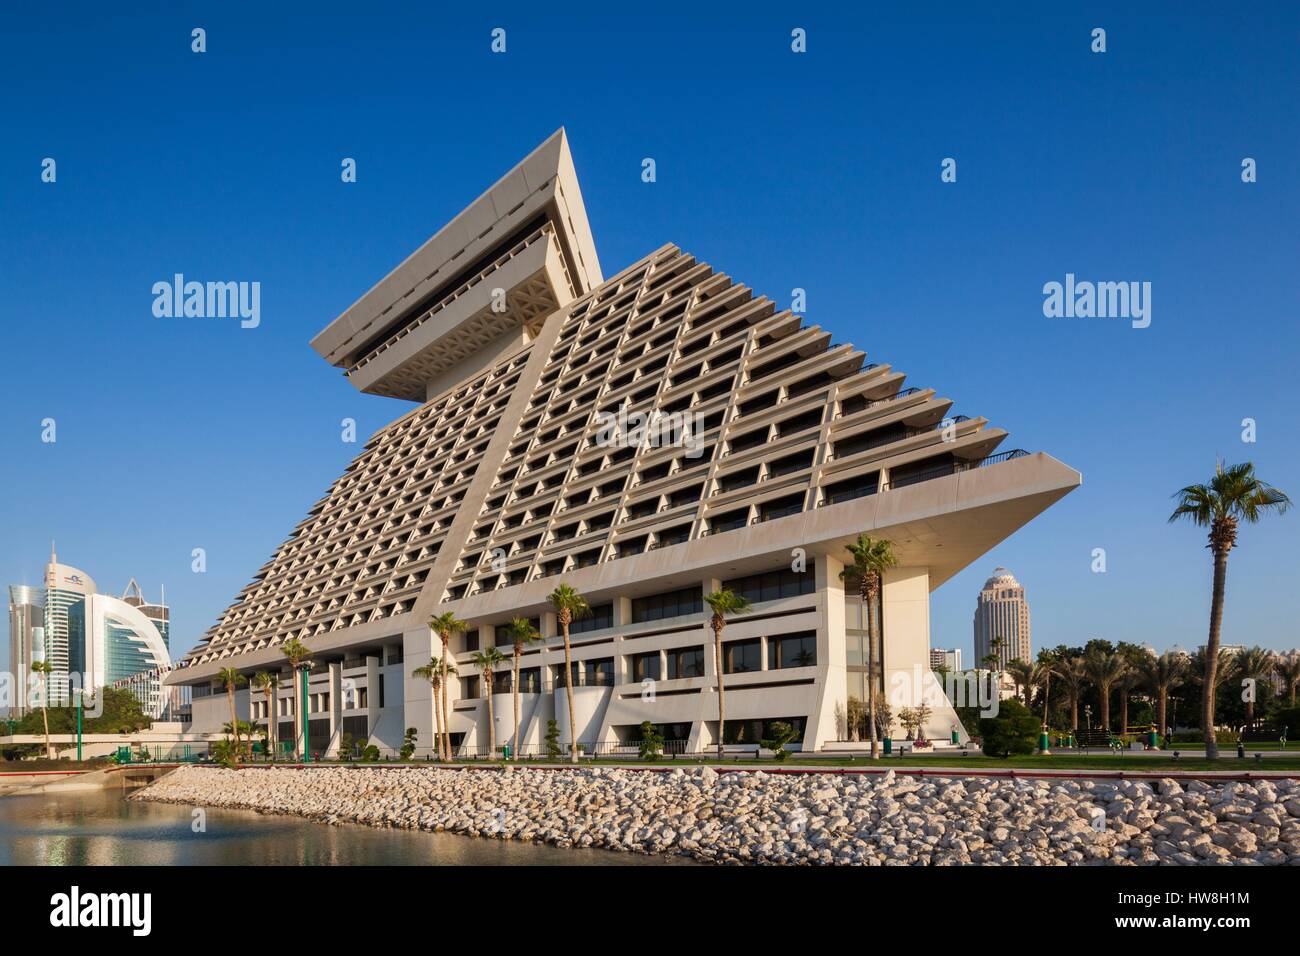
134,765 -> 1300,865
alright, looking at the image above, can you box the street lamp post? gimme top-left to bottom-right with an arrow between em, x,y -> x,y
75,691 -> 83,762
298,663 -> 311,762
1084,704 -> 1092,731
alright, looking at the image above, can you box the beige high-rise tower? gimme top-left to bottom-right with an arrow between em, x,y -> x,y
973,568 -> 1032,670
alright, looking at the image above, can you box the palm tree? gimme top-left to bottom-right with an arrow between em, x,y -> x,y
218,667 -> 247,759
989,635 -> 1008,671
30,661 -> 54,759
840,534 -> 898,760
502,616 -> 542,760
1053,656 -> 1087,731
428,611 -> 468,761
703,588 -> 753,760
1116,669 -> 1142,736
252,672 -> 278,761
1083,650 -> 1127,732
280,638 -> 312,759
412,657 -> 446,759
547,583 -> 591,763
1169,461 -> 1291,759
1138,651 -> 1187,742
1276,652 -> 1300,705
1233,646 -> 1277,725
469,647 -> 506,758
1028,658 -> 1053,728
1006,659 -> 1033,707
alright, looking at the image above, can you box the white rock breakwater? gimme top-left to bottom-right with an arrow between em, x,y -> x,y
135,765 -> 1300,865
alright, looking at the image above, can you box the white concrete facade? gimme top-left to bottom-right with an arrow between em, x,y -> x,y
170,130 -> 1081,757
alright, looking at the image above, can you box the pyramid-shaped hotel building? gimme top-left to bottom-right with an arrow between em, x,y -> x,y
172,130 -> 1080,755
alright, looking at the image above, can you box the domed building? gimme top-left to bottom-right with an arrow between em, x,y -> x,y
972,567 -> 1032,670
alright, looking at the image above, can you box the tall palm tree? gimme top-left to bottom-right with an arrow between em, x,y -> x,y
1006,659 -> 1034,707
1233,646 -> 1277,725
1028,658 -> 1053,728
547,583 -> 591,763
30,661 -> 54,759
428,611 -> 468,761
502,616 -> 542,760
412,657 -> 446,759
217,667 -> 247,759
1276,652 -> 1300,705
703,588 -> 753,760
1115,669 -> 1142,736
840,534 -> 898,760
469,647 -> 506,758
1170,461 -> 1291,759
252,672 -> 278,761
1138,651 -> 1187,741
1053,656 -> 1087,731
1083,650 -> 1126,732
439,658 -> 457,755
280,638 -> 312,759
1188,645 -> 1234,742
989,635 -> 1008,671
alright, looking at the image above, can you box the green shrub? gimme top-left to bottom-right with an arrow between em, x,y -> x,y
978,698 -> 1039,757
761,721 -> 799,761
637,721 -> 664,760
399,727 -> 417,760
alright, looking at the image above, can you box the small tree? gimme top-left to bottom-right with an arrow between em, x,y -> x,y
872,695 -> 893,740
912,701 -> 933,744
400,727 -> 418,760
979,698 -> 1039,757
845,695 -> 865,741
544,719 -> 563,758
638,721 -> 664,760
761,721 -> 799,761
210,737 -> 240,769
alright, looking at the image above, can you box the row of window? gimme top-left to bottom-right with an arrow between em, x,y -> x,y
463,571 -> 813,651
463,627 -> 816,694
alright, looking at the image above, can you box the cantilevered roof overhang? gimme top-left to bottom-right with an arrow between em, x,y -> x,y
310,128 -> 602,399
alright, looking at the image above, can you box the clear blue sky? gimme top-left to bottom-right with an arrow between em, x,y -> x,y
3,3 -> 1297,671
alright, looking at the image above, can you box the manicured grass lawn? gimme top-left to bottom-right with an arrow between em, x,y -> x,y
1159,741 -> 1299,751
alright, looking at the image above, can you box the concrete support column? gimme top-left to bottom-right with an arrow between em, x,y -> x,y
325,660 -> 343,757
805,552 -> 847,751
880,566 -> 962,741
613,596 -> 632,628
364,654 -> 380,739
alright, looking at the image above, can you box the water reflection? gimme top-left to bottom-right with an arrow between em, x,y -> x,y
0,791 -> 690,866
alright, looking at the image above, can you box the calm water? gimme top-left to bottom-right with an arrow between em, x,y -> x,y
0,790 -> 687,866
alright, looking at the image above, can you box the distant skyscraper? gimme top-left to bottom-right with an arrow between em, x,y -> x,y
930,648 -> 962,672
973,567 -> 1031,670
7,585 -> 44,717
20,548 -> 173,716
